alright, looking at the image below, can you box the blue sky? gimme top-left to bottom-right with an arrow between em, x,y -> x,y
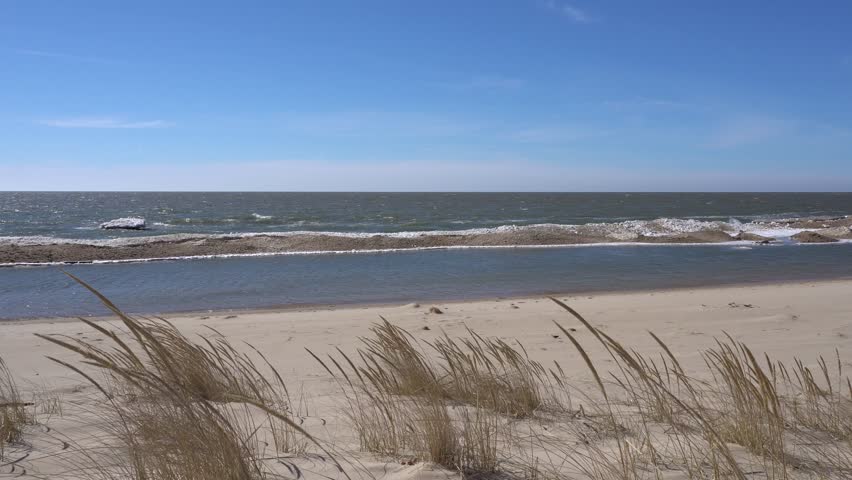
1,1 -> 851,191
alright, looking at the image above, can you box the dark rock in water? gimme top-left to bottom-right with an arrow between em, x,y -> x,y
100,217 -> 146,230
791,231 -> 839,243
428,306 -> 443,314
733,231 -> 772,242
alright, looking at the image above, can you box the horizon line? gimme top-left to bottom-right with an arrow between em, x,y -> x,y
1,190 -> 850,194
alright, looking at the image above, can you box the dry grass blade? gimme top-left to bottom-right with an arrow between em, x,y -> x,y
9,276 -> 851,480
356,319 -> 564,417
553,320 -> 608,402
317,318 -> 546,475
550,299 -> 748,480
781,351 -> 852,439
37,273 -> 336,480
0,356 -> 29,459
431,328 -> 562,417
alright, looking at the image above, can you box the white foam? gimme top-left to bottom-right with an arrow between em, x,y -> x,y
3,237 -> 849,268
0,240 -> 760,268
582,218 -> 730,240
0,216 -> 840,248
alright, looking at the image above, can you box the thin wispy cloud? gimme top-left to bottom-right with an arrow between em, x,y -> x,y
10,48 -> 125,65
545,1 -> 592,23
39,117 -> 172,129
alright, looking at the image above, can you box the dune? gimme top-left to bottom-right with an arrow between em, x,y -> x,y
1,279 -> 851,478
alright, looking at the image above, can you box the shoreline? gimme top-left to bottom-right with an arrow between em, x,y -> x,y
3,215 -> 850,265
3,237 -> 852,268
0,240 -> 773,267
8,276 -> 852,325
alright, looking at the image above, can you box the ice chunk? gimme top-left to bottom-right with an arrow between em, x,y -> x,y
100,217 -> 146,230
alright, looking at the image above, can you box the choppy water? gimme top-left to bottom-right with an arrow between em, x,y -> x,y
1,192 -> 850,318
2,192 -> 851,239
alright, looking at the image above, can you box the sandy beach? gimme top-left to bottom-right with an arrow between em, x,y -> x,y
5,1 -> 851,477
2,279 -> 851,478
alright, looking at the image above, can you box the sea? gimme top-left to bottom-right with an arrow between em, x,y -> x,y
1,192 -> 851,319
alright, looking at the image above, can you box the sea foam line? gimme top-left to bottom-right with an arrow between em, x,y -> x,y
0,218 -> 818,247
0,240 -> 806,268
5,238 -> 851,268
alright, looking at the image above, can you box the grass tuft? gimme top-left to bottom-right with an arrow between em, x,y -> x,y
36,272 -> 331,480
7,280 -> 852,480
0,356 -> 29,459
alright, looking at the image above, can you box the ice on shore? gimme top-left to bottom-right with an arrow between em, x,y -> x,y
100,217 -> 147,230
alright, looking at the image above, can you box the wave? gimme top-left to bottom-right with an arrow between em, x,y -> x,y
152,213 -> 285,226
1,216 -> 849,248
1,216 -> 848,266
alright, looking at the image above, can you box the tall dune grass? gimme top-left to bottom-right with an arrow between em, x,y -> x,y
548,297 -> 852,480
10,276 -> 852,480
340,319 -> 566,417
779,352 -> 852,438
431,326 -> 566,417
36,273 -> 335,480
310,319 -> 546,473
303,303 -> 852,479
0,356 -> 28,460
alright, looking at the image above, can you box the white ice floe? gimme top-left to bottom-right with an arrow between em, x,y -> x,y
99,217 -> 146,230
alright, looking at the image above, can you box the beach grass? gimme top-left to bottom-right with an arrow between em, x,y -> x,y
32,273 -> 336,480
0,356 -> 29,460
307,317 -> 569,474
4,279 -> 852,479
547,297 -> 852,480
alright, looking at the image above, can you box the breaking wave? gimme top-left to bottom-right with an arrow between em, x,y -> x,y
1,216 -> 848,266
0,216 -> 843,247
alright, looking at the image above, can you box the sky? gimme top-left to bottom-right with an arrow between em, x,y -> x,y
1,0 -> 851,191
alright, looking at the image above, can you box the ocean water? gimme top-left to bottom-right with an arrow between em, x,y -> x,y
1,192 -> 851,318
2,192 -> 851,239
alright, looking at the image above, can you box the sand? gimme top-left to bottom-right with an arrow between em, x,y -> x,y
2,279 -> 851,478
